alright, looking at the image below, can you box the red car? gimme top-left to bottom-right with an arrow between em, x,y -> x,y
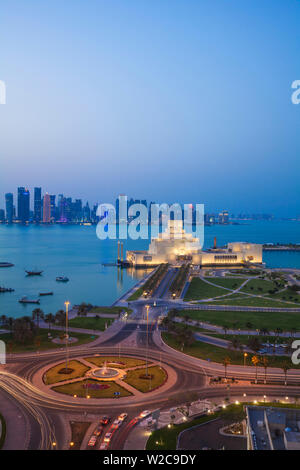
100,416 -> 111,426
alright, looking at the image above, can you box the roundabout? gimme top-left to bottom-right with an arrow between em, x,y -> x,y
38,354 -> 174,401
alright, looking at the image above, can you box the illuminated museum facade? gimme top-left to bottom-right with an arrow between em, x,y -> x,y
126,221 -> 263,267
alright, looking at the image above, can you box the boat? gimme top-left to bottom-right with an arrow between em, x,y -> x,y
56,276 -> 69,282
19,296 -> 40,304
0,262 -> 14,267
25,270 -> 43,276
0,286 -> 15,292
39,292 -> 53,296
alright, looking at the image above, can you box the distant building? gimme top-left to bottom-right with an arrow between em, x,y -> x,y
219,210 -> 229,224
5,193 -> 13,224
246,406 -> 300,450
0,209 -> 5,222
34,187 -> 42,223
17,187 -> 30,223
50,195 -> 56,221
43,193 -> 51,223
126,220 -> 263,267
204,213 -> 216,225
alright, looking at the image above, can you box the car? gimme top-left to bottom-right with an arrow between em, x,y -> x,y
88,436 -> 97,447
93,426 -> 103,437
99,442 -> 109,450
100,416 -> 111,426
139,410 -> 151,418
112,419 -> 121,429
104,432 -> 112,443
118,413 -> 128,421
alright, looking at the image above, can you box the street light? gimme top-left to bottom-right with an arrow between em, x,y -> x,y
65,301 -> 70,372
243,352 -> 248,366
145,304 -> 150,376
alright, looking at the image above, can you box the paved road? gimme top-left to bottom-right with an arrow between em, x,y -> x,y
1,301 -> 300,450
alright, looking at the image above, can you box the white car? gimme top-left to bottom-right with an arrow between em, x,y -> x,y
104,432 -> 112,443
99,442 -> 109,450
139,410 -> 151,418
118,413 -> 128,421
112,419 -> 121,429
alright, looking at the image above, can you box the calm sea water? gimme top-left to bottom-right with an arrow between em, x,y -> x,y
0,220 -> 299,318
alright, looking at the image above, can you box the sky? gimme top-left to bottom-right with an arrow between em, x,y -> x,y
0,0 -> 299,216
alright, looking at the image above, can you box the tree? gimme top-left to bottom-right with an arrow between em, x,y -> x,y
223,325 -> 229,336
262,357 -> 269,385
230,338 -> 241,351
223,357 -> 231,381
281,363 -> 290,387
55,310 -> 65,327
247,336 -> 261,353
251,355 -> 260,384
245,322 -> 254,333
45,313 -> 54,331
32,308 -> 44,329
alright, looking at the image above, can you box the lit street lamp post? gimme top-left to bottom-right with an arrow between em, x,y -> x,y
65,301 -> 70,372
146,304 -> 150,376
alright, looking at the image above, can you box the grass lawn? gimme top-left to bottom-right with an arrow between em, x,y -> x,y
184,278 -> 229,301
0,413 -> 6,450
265,288 -> 300,305
69,316 -> 113,331
209,333 -> 294,345
124,366 -> 167,393
128,286 -> 144,301
0,329 -> 95,353
52,378 -> 132,398
43,360 -> 90,385
208,295 -> 298,308
241,278 -> 277,293
176,309 -> 300,331
146,403 -> 246,450
162,331 -> 299,369
84,355 -> 146,369
69,421 -> 91,450
204,278 -> 246,290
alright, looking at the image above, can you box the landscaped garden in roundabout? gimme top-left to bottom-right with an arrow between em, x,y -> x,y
43,356 -> 168,398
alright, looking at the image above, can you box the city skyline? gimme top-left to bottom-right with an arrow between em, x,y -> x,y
0,186 -> 280,225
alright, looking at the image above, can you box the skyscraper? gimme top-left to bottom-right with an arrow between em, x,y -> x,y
17,187 -> 30,223
50,195 -> 56,221
34,187 -> 42,223
43,193 -> 51,223
5,193 -> 13,224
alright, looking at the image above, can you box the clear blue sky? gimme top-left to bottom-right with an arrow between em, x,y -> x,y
0,0 -> 299,216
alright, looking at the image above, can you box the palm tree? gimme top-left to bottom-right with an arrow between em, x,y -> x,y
8,317 -> 13,332
262,357 -> 269,385
0,315 -> 7,327
223,325 -> 229,336
223,357 -> 231,381
230,338 -> 241,351
45,313 -> 54,331
260,328 -> 269,336
55,310 -> 65,327
281,363 -> 290,387
245,322 -> 253,334
32,308 -> 44,329
251,355 -> 260,384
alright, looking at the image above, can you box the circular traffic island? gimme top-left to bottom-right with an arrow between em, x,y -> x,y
41,355 -> 170,399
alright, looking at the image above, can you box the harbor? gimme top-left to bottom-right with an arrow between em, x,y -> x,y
0,221 -> 300,318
